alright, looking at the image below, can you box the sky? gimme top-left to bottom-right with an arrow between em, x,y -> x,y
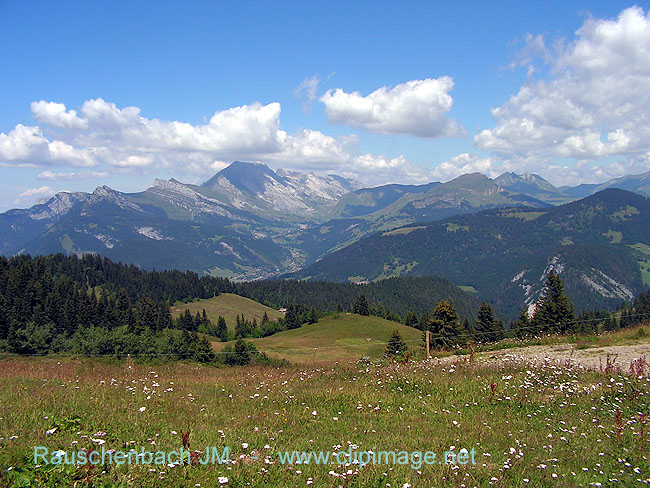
1,1 -> 650,211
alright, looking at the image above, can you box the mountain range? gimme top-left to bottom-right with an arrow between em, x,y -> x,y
291,189 -> 650,317
1,161 -> 649,315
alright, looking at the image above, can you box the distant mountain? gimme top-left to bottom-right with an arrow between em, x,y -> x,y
200,161 -> 363,220
494,172 -> 572,204
3,163 -> 649,288
290,189 -> 650,318
325,182 -> 440,219
0,191 -> 89,254
560,170 -> 650,199
284,173 -> 550,262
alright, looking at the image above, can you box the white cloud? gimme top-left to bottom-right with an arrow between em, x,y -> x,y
37,170 -> 110,181
14,186 -> 55,203
31,101 -> 88,129
0,124 -> 95,167
320,78 -> 464,138
2,97 -> 428,187
431,153 -> 499,182
475,6 -> 650,177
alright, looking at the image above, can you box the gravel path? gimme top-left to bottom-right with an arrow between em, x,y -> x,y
478,342 -> 650,371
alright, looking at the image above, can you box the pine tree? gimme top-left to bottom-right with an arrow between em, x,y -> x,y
307,307 -> 318,324
512,307 -> 532,338
216,316 -> 228,341
233,339 -> 250,365
475,302 -> 496,343
193,336 -> 215,363
532,271 -> 576,334
385,330 -> 407,359
353,294 -> 370,316
284,305 -> 301,330
404,311 -> 418,328
427,300 -> 462,349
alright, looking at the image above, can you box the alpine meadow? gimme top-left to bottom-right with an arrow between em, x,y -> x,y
2,2 -> 650,487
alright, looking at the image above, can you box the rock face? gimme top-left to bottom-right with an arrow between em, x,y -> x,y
201,161 -> 363,218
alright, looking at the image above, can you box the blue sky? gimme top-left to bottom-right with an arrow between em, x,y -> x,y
1,1 -> 649,210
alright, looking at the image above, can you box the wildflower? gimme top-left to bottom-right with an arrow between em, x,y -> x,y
218,476 -> 228,484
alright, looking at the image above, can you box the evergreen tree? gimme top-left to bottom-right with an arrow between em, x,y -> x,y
511,307 -> 532,338
385,330 -> 407,359
193,336 -> 215,363
307,307 -> 318,324
353,294 -> 370,316
284,305 -> 301,330
178,309 -> 195,331
404,311 -> 418,328
216,316 -> 228,341
427,300 -> 463,349
531,271 -> 576,333
417,313 -> 430,331
474,302 -> 496,342
233,339 -> 250,365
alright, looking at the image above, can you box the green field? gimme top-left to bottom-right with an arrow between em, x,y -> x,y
215,313 -> 422,362
172,293 -> 283,331
1,351 -> 649,487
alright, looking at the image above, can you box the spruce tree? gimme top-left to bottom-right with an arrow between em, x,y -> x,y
216,316 -> 228,341
353,294 -> 370,316
404,311 -> 418,328
385,330 -> 407,359
193,336 -> 215,363
428,300 -> 462,349
234,339 -> 250,365
532,271 -> 575,334
307,307 -> 318,324
475,302 -> 496,343
512,307 -> 532,338
284,305 -> 301,330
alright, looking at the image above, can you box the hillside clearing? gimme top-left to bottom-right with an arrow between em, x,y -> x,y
171,293 -> 282,331
214,313 -> 422,362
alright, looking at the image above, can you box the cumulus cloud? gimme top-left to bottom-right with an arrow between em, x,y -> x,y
0,97 -> 428,187
431,153 -> 500,182
475,6 -> 650,178
320,78 -> 465,138
0,124 -> 95,167
31,101 -> 88,129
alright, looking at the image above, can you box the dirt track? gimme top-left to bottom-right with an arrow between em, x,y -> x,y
477,342 -> 650,371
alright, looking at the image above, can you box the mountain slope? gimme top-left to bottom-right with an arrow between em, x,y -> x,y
495,172 -> 572,204
562,170 -> 650,198
201,161 -> 363,220
285,173 -> 550,262
291,189 -> 650,317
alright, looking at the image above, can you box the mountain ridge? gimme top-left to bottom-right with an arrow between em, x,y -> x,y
2,162 -> 650,283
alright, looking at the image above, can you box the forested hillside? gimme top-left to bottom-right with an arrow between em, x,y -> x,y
291,189 -> 650,318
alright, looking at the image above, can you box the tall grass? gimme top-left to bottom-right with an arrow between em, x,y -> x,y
1,353 -> 648,487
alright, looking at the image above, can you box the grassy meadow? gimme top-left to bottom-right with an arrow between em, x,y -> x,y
212,313 -> 423,362
1,349 -> 649,487
172,294 -> 283,331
